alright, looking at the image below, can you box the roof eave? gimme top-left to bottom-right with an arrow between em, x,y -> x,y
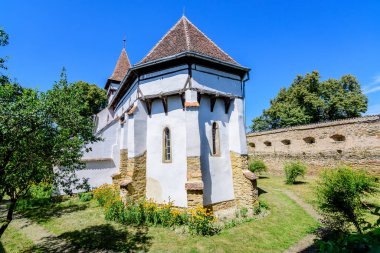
135,51 -> 250,72
110,51 -> 250,108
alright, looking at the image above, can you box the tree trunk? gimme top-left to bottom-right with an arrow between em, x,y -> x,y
352,218 -> 362,234
0,198 -> 16,238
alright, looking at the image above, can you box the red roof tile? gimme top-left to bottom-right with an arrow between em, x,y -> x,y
109,48 -> 131,82
139,16 -> 239,65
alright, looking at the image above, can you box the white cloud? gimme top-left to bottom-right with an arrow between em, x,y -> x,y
363,75 -> 380,94
365,104 -> 380,115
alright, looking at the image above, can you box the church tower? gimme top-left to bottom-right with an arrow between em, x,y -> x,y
105,48 -> 131,103
84,16 -> 257,214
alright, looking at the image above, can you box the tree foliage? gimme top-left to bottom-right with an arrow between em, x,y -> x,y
251,71 -> 368,131
0,27 -> 9,84
73,80 -> 107,117
0,71 -> 100,237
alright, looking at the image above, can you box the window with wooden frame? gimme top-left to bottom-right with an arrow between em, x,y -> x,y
163,127 -> 172,162
211,122 -> 220,156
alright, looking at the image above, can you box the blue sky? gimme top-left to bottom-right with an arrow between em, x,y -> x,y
2,0 -> 380,126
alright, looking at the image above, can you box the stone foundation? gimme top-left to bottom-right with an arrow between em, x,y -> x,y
186,156 -> 203,208
205,199 -> 237,212
112,149 -> 128,186
122,151 -> 147,201
230,152 -> 259,208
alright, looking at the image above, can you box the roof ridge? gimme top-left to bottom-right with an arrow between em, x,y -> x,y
141,17 -> 184,64
184,16 -> 237,64
182,16 -> 191,50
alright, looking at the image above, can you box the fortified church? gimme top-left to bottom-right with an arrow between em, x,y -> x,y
81,16 -> 258,211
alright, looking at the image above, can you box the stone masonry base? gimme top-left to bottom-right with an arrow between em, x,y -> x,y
230,152 -> 259,208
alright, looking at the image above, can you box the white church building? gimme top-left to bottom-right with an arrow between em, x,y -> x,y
80,16 -> 257,211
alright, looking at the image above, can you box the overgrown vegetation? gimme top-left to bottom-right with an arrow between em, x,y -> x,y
249,159 -> 268,174
15,183 -> 53,211
316,167 -> 380,252
284,161 -> 307,184
94,184 -> 220,236
79,192 -> 93,202
251,71 -> 368,131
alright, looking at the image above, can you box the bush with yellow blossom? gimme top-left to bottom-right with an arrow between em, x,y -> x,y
93,184 -> 219,235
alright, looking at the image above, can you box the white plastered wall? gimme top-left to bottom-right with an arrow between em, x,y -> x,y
146,97 -> 188,207
198,96 -> 235,205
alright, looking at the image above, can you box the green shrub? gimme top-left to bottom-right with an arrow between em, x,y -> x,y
78,192 -> 93,202
248,159 -> 268,174
16,182 -> 53,211
93,184 -> 119,207
318,229 -> 380,253
95,186 -> 219,236
284,161 -> 307,184
317,166 -> 378,234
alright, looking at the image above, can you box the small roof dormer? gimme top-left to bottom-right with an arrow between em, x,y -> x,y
105,48 -> 131,90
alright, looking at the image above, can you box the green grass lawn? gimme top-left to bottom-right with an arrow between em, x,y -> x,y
1,177 -> 320,253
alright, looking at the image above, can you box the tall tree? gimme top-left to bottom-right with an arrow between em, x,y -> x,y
73,80 -> 107,116
0,72 -> 100,237
251,71 -> 368,131
0,27 -> 9,84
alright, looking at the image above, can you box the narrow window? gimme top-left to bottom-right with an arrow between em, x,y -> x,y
212,122 -> 220,156
330,134 -> 345,142
248,142 -> 255,148
281,139 -> 291,145
264,141 -> 272,147
303,137 -> 315,144
163,127 -> 171,162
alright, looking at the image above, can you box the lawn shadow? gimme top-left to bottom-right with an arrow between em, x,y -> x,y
293,181 -> 308,185
23,224 -> 152,253
299,243 -> 319,253
19,201 -> 89,224
0,241 -> 5,253
258,176 -> 269,179
258,187 -> 268,196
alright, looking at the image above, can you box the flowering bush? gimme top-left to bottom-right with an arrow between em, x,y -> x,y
93,184 -> 119,207
188,206 -> 220,235
93,184 -> 219,235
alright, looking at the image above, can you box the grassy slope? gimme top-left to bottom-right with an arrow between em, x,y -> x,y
0,226 -> 34,253
0,176 -> 320,252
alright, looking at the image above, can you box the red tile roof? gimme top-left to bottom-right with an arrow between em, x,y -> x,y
139,16 -> 239,65
109,48 -> 131,82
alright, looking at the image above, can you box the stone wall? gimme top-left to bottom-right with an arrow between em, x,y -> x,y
123,152 -> 147,200
247,115 -> 380,175
186,156 -> 203,208
230,152 -> 259,208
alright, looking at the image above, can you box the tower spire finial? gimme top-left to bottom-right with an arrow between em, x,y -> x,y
122,35 -> 126,49
182,6 -> 186,17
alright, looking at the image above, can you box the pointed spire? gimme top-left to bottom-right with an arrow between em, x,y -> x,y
105,47 -> 131,89
139,16 -> 239,65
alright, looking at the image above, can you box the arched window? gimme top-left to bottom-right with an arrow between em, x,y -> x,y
248,142 -> 255,148
163,127 -> 171,162
281,139 -> 291,145
212,122 -> 220,156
